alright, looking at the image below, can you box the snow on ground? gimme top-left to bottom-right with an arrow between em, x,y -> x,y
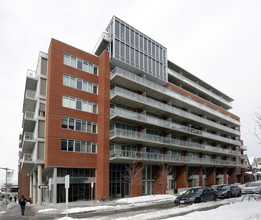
37,195 -> 177,215
39,195 -> 261,220
38,208 -> 57,213
166,200 -> 261,220
115,194 -> 176,204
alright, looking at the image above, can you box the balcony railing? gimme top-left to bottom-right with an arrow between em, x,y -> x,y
23,153 -> 33,162
110,106 -> 240,146
241,145 -> 247,151
168,68 -> 232,108
26,90 -> 36,99
27,70 -> 37,78
111,106 -> 239,137
110,128 -> 241,156
110,149 -> 238,166
24,111 -> 35,120
111,67 -> 240,126
24,132 -> 35,141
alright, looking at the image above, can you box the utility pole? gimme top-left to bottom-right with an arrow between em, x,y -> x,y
0,167 -> 14,206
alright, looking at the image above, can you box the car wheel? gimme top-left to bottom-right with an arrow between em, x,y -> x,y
194,198 -> 201,203
237,191 -> 241,197
227,191 -> 232,198
213,195 -> 217,201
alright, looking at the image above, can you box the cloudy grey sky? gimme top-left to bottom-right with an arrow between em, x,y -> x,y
1,0 -> 261,182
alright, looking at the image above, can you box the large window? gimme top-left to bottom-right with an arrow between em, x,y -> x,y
62,116 -> 97,134
62,95 -> 98,114
61,139 -> 97,153
63,53 -> 98,76
63,74 -> 98,95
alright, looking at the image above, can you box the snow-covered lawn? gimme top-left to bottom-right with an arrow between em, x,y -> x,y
36,195 -> 261,220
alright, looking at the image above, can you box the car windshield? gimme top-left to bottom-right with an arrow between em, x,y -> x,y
184,188 -> 203,194
216,185 -> 230,190
246,182 -> 261,187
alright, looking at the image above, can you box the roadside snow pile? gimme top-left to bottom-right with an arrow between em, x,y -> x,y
116,194 -> 177,204
0,211 -> 6,215
168,200 -> 261,220
114,198 -> 241,220
61,205 -> 112,214
38,208 -> 57,213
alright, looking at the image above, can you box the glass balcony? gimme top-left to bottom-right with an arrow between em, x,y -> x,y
109,149 -> 237,166
23,153 -> 33,162
111,87 -> 240,138
26,90 -> 36,99
111,67 -> 240,126
111,106 -> 239,137
25,111 -> 35,120
110,128 -> 240,156
241,145 -> 247,151
110,106 -> 240,146
168,68 -> 232,108
24,132 -> 35,141
27,70 -> 37,78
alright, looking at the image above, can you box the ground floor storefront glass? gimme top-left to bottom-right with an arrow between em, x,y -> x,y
57,183 -> 94,203
109,164 -> 129,199
142,165 -> 155,195
56,168 -> 96,203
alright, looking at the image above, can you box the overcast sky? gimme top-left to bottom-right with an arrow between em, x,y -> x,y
1,0 -> 261,182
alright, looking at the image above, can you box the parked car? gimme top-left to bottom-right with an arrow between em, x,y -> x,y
241,181 -> 261,194
215,184 -> 241,198
174,187 -> 217,206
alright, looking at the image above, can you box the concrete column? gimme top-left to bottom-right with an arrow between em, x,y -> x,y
37,165 -> 42,205
52,168 -> 57,203
33,170 -> 37,204
29,175 -> 33,199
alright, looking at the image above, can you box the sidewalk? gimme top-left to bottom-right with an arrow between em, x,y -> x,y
0,202 -> 57,220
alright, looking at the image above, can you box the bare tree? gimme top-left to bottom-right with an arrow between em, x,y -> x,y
122,162 -> 143,197
254,110 -> 261,142
156,164 -> 172,194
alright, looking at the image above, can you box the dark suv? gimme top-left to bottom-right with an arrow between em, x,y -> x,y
174,187 -> 217,206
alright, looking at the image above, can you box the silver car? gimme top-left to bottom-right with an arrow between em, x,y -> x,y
241,182 -> 261,194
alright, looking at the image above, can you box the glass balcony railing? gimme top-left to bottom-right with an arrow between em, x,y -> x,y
24,132 -> 35,141
111,106 -> 239,138
23,153 -> 33,162
111,67 -> 240,126
110,105 -> 240,146
25,111 -> 35,120
109,149 -> 237,166
110,128 -> 241,156
241,145 -> 247,151
27,70 -> 37,78
26,90 -> 36,99
168,68 -> 232,108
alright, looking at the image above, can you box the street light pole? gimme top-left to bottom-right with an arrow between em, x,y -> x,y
0,167 -> 14,206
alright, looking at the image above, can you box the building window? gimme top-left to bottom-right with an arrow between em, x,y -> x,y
64,53 -> 98,76
62,116 -> 97,134
61,139 -> 97,153
63,74 -> 98,95
62,95 -> 98,114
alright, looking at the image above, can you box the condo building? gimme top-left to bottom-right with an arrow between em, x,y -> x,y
18,16 -> 247,204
